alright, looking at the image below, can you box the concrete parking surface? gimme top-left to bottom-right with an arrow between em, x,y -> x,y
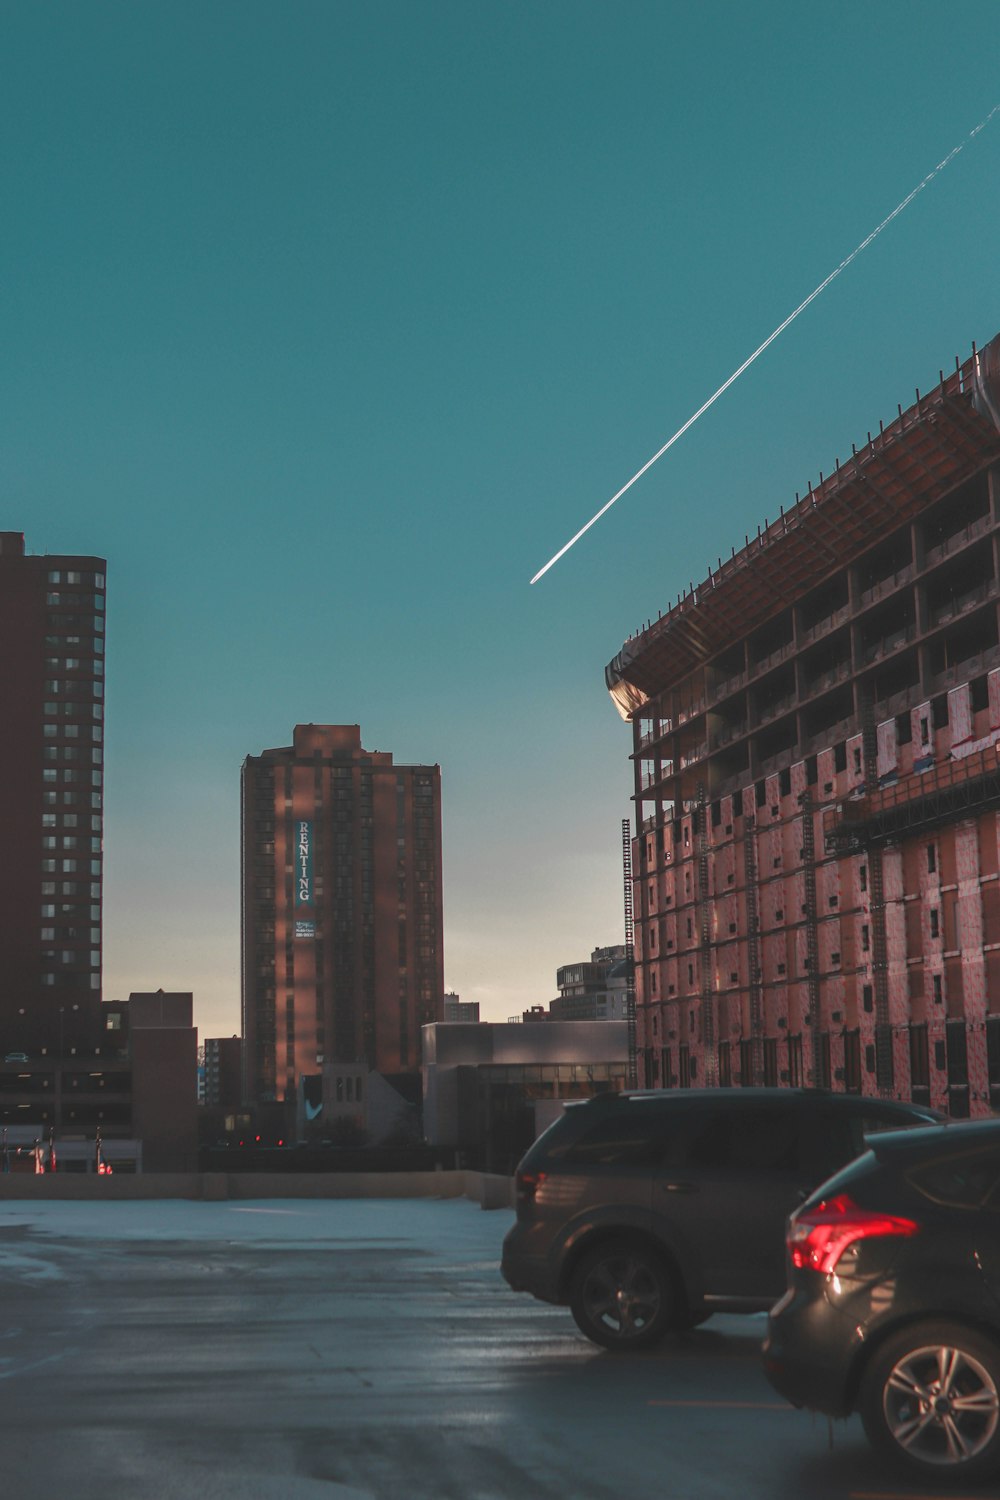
0,1197 -> 995,1500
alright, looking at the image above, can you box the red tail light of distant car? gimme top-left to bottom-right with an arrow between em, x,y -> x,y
515,1169 -> 547,1203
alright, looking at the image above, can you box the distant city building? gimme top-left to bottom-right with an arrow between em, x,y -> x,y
296,1064 -> 419,1146
241,724 -> 444,1105
550,945 -> 630,1021
124,991 -> 198,1172
0,531 -> 106,1057
0,988 -> 198,1172
443,992 -> 480,1023
422,1020 -> 628,1170
203,1035 -> 243,1109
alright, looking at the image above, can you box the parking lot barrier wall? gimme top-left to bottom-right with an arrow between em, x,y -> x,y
0,1170 -> 515,1203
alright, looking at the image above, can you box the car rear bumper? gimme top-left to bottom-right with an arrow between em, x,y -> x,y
500,1248 -> 560,1302
762,1286 -> 856,1418
501,1222 -> 561,1303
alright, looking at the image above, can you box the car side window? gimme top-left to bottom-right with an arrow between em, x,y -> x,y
678,1105 -> 802,1173
910,1149 -> 1000,1210
804,1112 -> 856,1181
560,1109 -> 667,1167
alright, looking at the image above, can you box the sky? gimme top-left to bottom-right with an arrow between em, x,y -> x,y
3,2 -> 999,1037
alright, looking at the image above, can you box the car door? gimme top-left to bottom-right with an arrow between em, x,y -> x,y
651,1099 -> 813,1302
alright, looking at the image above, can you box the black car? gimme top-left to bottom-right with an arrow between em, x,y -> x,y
763,1118 -> 1000,1483
501,1088 -> 940,1350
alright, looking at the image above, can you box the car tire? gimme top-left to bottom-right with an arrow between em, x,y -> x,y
569,1240 -> 676,1351
859,1320 -> 1000,1482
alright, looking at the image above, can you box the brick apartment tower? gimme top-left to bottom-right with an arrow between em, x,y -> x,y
0,532 -> 106,1055
241,725 -> 444,1104
607,336 -> 1000,1117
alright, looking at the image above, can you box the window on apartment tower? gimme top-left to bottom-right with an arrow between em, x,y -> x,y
844,1030 -> 862,1093
930,909 -> 940,939
927,844 -> 937,873
910,1024 -> 930,1090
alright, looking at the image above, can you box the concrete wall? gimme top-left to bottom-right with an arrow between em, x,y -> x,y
0,1169 -> 516,1208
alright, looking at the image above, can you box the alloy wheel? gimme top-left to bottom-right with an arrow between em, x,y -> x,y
882,1341 -> 1000,1467
581,1252 -> 662,1340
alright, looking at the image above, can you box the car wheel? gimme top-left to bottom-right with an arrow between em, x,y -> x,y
569,1240 -> 676,1351
859,1321 -> 1000,1482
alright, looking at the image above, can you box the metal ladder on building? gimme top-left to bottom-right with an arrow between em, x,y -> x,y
696,786 -> 717,1084
622,819 -> 638,1089
743,811 -> 763,1086
861,691 -> 893,1095
799,794 -> 823,1084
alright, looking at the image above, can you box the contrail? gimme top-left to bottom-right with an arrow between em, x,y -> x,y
530,102 -> 1000,585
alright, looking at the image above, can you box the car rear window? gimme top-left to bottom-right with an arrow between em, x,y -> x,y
908,1147 -> 1000,1209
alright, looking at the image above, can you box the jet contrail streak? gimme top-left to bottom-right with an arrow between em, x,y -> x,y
530,103 -> 1000,585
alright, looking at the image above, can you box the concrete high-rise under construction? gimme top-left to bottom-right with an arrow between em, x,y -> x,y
606,335 -> 1000,1116
241,724 -> 444,1104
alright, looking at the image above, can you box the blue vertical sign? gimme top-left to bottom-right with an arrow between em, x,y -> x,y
294,819 -> 315,938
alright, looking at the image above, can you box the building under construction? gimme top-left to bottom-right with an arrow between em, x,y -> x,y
606,334 -> 1000,1117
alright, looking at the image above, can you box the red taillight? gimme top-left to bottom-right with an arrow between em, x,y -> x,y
788,1192 -> 919,1275
516,1169 -> 547,1202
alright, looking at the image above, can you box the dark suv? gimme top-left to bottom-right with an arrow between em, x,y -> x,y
501,1089 -> 941,1350
764,1118 -> 1000,1482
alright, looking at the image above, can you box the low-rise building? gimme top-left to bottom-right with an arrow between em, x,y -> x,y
422,1020 -> 628,1171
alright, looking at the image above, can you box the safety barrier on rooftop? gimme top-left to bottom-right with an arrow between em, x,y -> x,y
0,1169 -> 517,1208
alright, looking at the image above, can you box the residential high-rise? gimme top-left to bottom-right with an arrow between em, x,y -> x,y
241,724 -> 444,1104
606,335 -> 1000,1115
0,532 -> 106,1056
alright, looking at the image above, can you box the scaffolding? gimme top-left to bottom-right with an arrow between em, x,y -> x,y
742,812 -> 763,1086
622,819 -> 638,1089
824,744 -> 1000,851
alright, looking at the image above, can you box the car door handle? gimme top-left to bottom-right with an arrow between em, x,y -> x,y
661,1180 -> 698,1194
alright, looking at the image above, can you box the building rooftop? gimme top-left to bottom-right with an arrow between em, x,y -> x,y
606,334 -> 1000,719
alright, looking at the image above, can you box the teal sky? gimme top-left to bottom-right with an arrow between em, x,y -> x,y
4,2 -> 999,1036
